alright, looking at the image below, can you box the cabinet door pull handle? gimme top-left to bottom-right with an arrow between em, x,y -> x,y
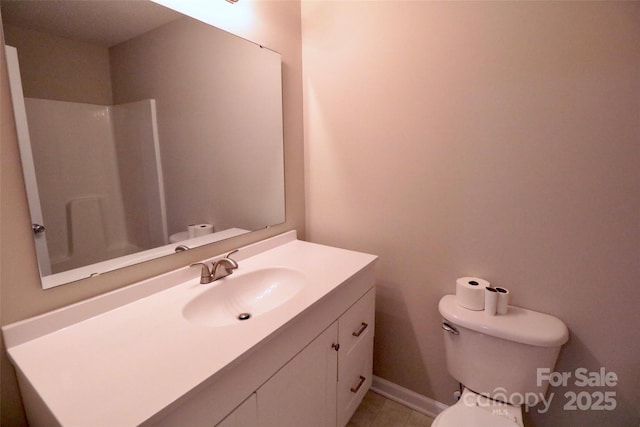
352,322 -> 368,337
350,376 -> 366,393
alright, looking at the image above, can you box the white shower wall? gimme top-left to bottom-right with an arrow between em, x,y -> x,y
112,100 -> 168,250
24,98 -> 166,273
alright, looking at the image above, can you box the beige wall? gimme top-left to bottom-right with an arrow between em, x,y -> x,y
3,24 -> 113,105
302,1 -> 639,426
110,16 -> 284,234
0,1 -> 303,424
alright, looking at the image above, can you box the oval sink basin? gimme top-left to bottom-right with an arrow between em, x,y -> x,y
182,267 -> 306,327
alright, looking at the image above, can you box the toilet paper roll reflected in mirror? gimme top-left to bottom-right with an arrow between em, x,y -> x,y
484,287 -> 498,316
188,223 -> 214,238
496,287 -> 509,314
455,277 -> 489,310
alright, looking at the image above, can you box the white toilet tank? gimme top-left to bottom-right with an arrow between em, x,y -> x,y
438,295 -> 569,406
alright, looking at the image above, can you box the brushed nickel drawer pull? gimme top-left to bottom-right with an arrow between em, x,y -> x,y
350,376 -> 366,393
352,322 -> 368,337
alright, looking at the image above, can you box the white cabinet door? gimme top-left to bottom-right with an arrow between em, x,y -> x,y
337,288 -> 375,427
216,394 -> 257,427
257,322 -> 338,427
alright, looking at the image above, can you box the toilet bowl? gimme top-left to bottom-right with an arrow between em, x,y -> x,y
432,388 -> 522,427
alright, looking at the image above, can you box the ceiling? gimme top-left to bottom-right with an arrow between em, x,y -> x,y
0,0 -> 182,46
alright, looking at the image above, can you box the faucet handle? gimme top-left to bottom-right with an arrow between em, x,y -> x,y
226,249 -> 239,259
225,249 -> 239,269
189,262 -> 213,284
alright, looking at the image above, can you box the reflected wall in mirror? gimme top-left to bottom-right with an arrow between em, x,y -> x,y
1,0 -> 285,289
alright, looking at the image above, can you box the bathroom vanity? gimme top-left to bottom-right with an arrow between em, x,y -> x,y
2,231 -> 377,426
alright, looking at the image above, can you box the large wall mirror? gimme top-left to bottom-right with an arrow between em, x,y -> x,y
1,0 -> 285,289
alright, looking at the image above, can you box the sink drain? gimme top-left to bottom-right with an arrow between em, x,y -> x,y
238,313 -> 252,321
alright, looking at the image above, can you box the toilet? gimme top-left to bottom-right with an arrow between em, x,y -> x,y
434,295 -> 569,426
169,231 -> 189,243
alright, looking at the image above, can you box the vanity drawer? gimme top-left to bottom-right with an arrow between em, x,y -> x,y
338,287 -> 375,359
336,287 -> 375,427
337,332 -> 373,427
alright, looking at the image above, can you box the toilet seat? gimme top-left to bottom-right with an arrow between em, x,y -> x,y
432,403 -> 519,427
432,389 -> 523,427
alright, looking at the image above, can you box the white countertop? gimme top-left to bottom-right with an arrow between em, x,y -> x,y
4,232 -> 377,426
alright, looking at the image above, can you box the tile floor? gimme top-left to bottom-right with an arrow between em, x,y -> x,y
348,390 -> 435,427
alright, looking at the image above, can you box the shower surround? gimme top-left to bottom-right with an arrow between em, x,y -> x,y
24,98 -> 167,275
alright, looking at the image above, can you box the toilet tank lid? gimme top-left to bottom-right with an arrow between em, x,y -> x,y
439,295 -> 569,347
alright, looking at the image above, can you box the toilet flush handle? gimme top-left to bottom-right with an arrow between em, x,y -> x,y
441,322 -> 459,335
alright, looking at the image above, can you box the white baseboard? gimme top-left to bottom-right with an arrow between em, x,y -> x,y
370,376 -> 449,419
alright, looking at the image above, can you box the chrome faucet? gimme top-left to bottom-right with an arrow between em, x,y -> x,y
190,249 -> 239,284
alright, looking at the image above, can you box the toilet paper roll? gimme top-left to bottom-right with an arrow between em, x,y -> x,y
496,287 -> 509,315
484,287 -> 498,316
455,277 -> 489,310
187,223 -> 214,238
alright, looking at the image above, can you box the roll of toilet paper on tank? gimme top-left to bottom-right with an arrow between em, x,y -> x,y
484,287 -> 498,316
496,287 -> 509,315
455,277 -> 489,310
187,223 -> 214,238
